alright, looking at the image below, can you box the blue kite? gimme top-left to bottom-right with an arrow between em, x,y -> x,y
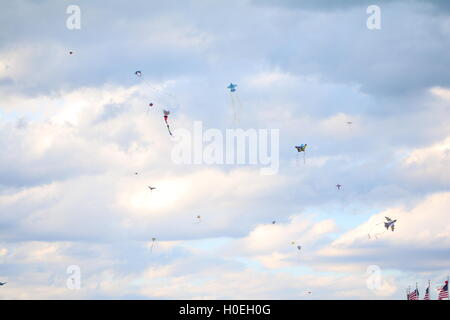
227,83 -> 237,92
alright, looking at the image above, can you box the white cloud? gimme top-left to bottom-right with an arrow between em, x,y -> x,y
1,0 -> 450,300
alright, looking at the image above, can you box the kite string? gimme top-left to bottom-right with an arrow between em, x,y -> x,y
137,76 -> 179,111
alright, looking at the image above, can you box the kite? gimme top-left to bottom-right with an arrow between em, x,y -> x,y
295,144 -> 307,152
69,51 -> 73,55
347,121 -> 353,131
295,144 -> 307,164
135,71 -> 142,77
163,110 -> 173,136
0,282 -> 7,286
227,83 -> 243,123
146,103 -> 154,117
148,186 -> 156,192
196,215 -> 201,223
272,221 -> 276,224
227,83 -> 237,92
291,241 -> 302,252
336,184 -> 342,190
368,216 -> 397,240
384,216 -> 397,232
150,237 -> 157,252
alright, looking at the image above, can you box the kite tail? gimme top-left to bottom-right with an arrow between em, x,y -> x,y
229,92 -> 238,124
368,222 -> 387,240
163,118 -> 173,136
303,152 -> 306,164
235,92 -> 244,114
371,230 -> 387,239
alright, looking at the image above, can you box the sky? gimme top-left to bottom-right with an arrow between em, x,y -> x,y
0,0 -> 450,299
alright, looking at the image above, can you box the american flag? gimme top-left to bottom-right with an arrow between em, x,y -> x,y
438,281 -> 449,300
424,285 -> 430,300
409,288 -> 419,300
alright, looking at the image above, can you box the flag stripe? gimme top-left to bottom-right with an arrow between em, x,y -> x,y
438,281 -> 448,300
424,286 -> 430,300
409,288 -> 419,300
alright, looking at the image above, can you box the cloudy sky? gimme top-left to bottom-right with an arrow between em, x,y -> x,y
1,0 -> 450,299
